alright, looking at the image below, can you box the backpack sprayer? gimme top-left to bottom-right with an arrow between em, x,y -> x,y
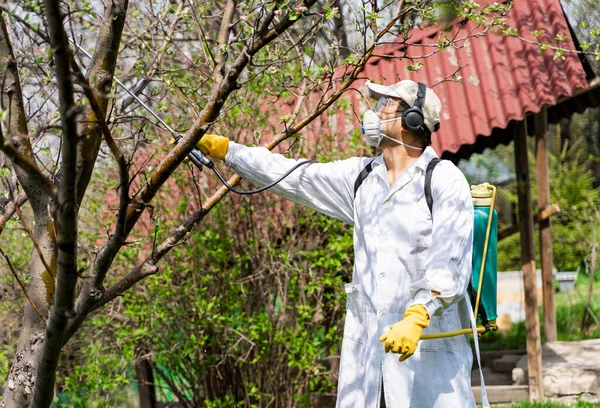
421,182 -> 499,340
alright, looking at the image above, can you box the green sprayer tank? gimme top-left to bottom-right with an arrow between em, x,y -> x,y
471,183 -> 498,329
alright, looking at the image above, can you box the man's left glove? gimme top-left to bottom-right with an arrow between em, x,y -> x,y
197,134 -> 229,160
379,304 -> 430,362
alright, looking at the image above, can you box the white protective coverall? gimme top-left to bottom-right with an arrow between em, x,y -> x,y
225,142 -> 476,408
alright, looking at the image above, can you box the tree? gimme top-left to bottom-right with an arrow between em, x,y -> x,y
0,1 -> 511,406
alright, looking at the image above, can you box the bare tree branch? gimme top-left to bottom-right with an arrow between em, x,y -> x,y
74,0 -> 129,206
119,1 -> 185,112
13,198 -> 53,276
0,5 -> 49,42
213,0 -> 236,85
0,143 -> 57,200
0,16 -> 56,211
0,247 -> 46,320
69,55 -> 131,311
0,190 -> 27,233
122,0 -> 320,239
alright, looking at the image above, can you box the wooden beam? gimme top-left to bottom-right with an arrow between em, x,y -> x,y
497,204 -> 561,241
535,106 -> 557,343
513,121 -> 544,400
536,204 -> 560,223
498,224 -> 520,241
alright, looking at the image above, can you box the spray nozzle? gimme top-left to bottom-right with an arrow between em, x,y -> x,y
169,132 -> 214,171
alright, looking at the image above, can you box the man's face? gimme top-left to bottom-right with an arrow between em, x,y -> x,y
374,97 -> 408,138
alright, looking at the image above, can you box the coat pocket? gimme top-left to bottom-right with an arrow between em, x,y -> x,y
343,283 -> 366,344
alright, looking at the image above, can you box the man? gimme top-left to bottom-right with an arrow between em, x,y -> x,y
197,80 -> 476,407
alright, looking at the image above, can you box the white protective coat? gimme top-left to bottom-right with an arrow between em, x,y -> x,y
225,142 -> 476,408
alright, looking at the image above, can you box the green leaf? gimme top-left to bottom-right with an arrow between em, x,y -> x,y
554,33 -> 567,42
407,61 -> 424,72
553,49 -> 565,60
324,6 -> 340,20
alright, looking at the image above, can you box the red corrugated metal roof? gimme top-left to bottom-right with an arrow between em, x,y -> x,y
353,0 -> 589,158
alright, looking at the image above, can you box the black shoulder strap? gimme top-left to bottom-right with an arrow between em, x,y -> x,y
425,158 -> 442,214
468,281 -> 490,328
353,159 -> 376,199
355,157 -> 442,204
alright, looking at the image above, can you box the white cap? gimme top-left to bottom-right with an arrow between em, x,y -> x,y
365,79 -> 442,134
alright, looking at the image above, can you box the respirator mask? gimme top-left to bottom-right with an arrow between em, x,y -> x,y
361,97 -> 424,150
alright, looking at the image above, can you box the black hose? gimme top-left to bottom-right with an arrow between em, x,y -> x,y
185,143 -> 316,195
209,158 -> 316,195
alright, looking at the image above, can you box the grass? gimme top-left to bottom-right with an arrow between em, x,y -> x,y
492,400 -> 599,407
476,273 -> 600,351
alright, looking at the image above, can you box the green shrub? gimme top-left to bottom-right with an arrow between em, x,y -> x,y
59,198 -> 354,407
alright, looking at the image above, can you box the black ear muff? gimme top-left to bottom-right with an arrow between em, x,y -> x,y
402,82 -> 431,142
402,109 -> 424,131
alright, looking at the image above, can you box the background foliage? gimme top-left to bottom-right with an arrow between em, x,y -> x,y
0,0 -> 599,406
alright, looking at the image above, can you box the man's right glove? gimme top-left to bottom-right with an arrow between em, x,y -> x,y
197,134 -> 229,160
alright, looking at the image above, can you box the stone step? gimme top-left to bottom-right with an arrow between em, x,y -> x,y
513,339 -> 600,399
472,367 -> 512,386
475,349 -> 526,368
492,353 -> 524,374
472,385 -> 529,404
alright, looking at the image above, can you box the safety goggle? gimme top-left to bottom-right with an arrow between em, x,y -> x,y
373,97 -> 408,114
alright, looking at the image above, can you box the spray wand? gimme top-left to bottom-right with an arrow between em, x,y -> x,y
70,41 -> 214,171
71,40 -> 314,195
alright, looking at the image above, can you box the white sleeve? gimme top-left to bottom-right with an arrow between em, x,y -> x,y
224,142 -> 367,225
409,163 -> 474,317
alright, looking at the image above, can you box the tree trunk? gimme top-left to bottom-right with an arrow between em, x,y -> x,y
135,345 -> 157,408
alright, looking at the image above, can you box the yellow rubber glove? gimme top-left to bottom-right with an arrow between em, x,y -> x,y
197,134 -> 229,160
379,304 -> 430,362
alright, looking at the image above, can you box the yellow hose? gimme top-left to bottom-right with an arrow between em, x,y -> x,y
421,326 -> 487,340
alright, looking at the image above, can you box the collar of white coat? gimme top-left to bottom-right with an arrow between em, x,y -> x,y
370,146 -> 438,199
371,145 -> 439,174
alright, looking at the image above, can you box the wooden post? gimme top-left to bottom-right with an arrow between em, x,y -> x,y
513,120 -> 544,400
535,106 -> 557,342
